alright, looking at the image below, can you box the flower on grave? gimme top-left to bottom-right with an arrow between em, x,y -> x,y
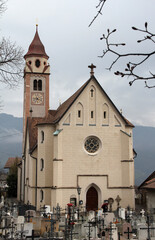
70,222 -> 75,225
67,203 -> 73,207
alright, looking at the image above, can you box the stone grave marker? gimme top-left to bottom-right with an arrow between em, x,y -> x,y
17,215 -> 24,224
140,209 -> 145,218
119,208 -> 125,220
88,210 -> 95,221
17,222 -> 33,237
151,223 -> 155,238
122,222 -> 132,239
137,223 -> 147,240
104,212 -> 115,227
111,223 -> 118,240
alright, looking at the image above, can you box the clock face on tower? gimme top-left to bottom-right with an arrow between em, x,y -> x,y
31,93 -> 44,105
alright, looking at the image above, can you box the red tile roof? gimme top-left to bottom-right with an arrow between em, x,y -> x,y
24,25 -> 49,59
139,171 -> 155,190
4,157 -> 22,169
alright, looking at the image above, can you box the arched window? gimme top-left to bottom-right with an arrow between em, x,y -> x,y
40,190 -> 44,202
41,131 -> 44,143
38,80 -> 42,91
76,102 -> 84,125
33,80 -> 37,90
90,89 -> 94,97
102,103 -> 109,126
40,158 -> 44,171
90,85 -> 96,98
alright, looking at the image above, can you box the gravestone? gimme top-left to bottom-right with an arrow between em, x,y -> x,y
137,223 -> 147,240
107,223 -> 118,240
85,224 -> 98,239
122,222 -> 132,239
104,212 -> 115,227
140,209 -> 145,218
119,208 -> 125,220
17,216 -> 24,224
151,223 -> 155,238
17,222 -> 33,237
88,211 -> 95,221
97,210 -> 103,218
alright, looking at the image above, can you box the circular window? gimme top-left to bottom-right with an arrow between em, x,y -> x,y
35,59 -> 40,68
84,137 -> 100,153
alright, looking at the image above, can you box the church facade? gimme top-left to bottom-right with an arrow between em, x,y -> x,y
18,26 -> 135,211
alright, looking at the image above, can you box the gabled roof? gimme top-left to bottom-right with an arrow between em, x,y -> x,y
49,76 -> 134,127
139,171 -> 155,190
24,25 -> 49,59
4,157 -> 22,169
27,75 -> 134,152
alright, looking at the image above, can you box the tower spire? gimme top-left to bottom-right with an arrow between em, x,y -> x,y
24,25 -> 49,59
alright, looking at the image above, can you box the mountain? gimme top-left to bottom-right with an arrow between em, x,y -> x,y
133,126 -> 155,186
0,113 -> 22,169
0,113 -> 154,186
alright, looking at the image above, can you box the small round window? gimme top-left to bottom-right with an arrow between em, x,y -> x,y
35,59 -> 40,68
84,136 -> 100,153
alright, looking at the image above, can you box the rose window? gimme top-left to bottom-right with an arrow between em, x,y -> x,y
84,137 -> 100,153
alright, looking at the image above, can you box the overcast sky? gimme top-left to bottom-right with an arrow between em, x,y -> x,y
0,0 -> 155,127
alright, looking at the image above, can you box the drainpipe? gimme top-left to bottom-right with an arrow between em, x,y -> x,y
18,164 -> 22,202
30,154 -> 37,208
22,154 -> 25,203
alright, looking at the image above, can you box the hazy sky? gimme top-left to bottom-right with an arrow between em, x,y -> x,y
0,0 -> 155,127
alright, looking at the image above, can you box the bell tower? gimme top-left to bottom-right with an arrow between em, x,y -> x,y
23,25 -> 50,134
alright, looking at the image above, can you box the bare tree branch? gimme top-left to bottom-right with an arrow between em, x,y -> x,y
0,0 -> 7,15
99,23 -> 155,88
89,0 -> 107,27
0,38 -> 24,88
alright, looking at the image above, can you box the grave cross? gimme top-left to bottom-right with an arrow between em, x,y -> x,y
44,213 -> 56,237
15,223 -> 28,240
140,209 -> 145,217
140,215 -> 155,240
124,227 -> 134,240
0,223 -> 16,239
26,229 -> 39,240
25,210 -> 34,222
84,221 -> 93,240
64,217 -> 78,240
105,222 -> 116,240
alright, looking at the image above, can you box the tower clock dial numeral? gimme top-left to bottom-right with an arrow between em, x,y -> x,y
32,93 -> 44,105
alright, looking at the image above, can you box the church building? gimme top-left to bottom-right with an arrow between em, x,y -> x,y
18,26 -> 135,211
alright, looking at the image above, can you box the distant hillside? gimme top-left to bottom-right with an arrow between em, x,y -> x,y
133,126 -> 155,186
0,113 -> 22,169
0,113 -> 154,186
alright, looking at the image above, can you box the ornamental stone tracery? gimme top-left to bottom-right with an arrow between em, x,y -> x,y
84,137 -> 100,153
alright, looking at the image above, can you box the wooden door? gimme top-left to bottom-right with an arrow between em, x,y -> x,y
86,186 -> 98,211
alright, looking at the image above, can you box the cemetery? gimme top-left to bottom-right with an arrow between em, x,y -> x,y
1,8 -> 154,240
0,195 -> 155,240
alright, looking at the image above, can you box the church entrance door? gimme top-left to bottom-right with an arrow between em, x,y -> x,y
86,186 -> 98,211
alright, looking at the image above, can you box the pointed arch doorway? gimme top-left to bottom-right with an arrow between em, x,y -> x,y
86,186 -> 98,211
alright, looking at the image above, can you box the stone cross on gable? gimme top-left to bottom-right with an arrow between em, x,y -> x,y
88,63 -> 96,76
